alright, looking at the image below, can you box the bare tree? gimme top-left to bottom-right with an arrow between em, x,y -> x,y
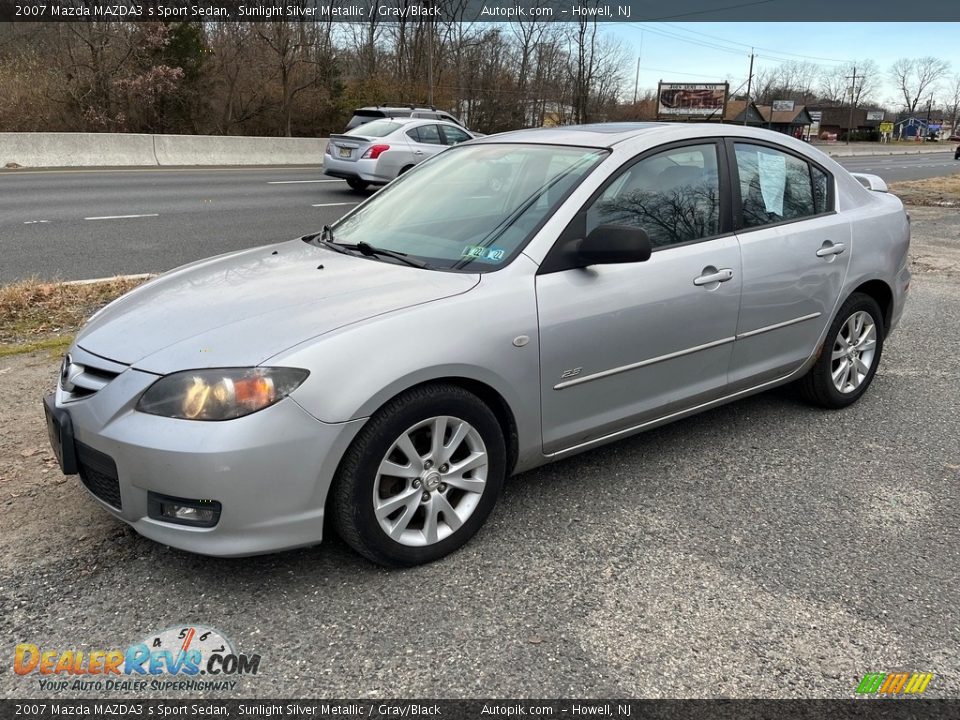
890,56 -> 951,114
943,74 -> 960,136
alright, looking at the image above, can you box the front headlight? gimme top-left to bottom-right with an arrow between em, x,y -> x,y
137,367 -> 309,421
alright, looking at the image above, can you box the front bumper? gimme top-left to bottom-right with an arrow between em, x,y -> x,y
45,361 -> 365,557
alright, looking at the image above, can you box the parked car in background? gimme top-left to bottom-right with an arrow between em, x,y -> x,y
46,123 -> 910,567
346,105 -> 466,131
324,118 -> 476,191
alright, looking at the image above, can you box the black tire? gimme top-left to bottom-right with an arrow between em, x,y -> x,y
331,384 -> 506,567
346,178 -> 369,191
797,292 -> 885,409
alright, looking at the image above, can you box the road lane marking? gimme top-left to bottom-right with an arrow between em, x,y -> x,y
23,220 -> 50,224
311,202 -> 359,207
84,213 -> 159,220
267,179 -> 345,184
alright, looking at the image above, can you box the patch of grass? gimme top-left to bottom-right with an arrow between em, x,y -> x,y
0,335 -> 74,358
0,276 -> 147,354
888,174 -> 960,207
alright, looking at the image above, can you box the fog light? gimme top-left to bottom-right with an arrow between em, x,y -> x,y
148,492 -> 221,528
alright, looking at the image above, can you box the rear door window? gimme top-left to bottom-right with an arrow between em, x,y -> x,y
414,124 -> 443,145
733,143 -> 819,227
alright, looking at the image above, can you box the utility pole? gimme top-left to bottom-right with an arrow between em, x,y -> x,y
925,94 -> 933,139
845,65 -> 858,145
743,49 -> 755,126
632,32 -> 644,106
427,7 -> 434,107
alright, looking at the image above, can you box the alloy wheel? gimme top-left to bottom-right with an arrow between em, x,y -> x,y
830,310 -> 877,394
372,415 -> 488,547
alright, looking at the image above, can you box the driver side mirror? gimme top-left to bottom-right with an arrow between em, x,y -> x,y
577,224 -> 652,267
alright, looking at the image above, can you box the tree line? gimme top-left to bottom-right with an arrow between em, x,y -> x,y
1,19 -> 957,137
0,18 -> 627,136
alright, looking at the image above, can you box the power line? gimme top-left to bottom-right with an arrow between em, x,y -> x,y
627,22 -> 852,67
658,21 -> 851,64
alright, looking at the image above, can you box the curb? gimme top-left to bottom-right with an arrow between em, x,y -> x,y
61,273 -> 155,286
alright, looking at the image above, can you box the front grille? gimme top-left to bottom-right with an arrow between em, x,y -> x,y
76,442 -> 122,510
60,350 -> 127,402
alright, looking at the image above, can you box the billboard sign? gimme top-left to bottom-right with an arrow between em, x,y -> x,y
772,100 -> 795,112
809,111 -> 823,122
866,110 -> 885,121
657,82 -> 728,118
879,121 -> 894,134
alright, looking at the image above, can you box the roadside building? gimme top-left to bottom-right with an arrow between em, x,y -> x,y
807,107 -> 886,140
723,100 -> 765,126
893,116 -> 930,140
756,104 -> 814,138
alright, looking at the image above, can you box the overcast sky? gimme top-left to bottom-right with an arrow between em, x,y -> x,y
605,22 -> 960,106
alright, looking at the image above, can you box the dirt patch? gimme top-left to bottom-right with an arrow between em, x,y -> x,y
0,276 -> 147,355
907,206 -> 960,277
889,173 -> 960,207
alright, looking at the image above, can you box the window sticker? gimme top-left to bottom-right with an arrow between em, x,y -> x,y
757,151 -> 786,216
461,246 -> 507,261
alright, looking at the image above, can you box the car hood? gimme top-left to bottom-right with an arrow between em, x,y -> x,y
76,239 -> 479,375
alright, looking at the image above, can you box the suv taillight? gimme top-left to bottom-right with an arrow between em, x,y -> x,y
362,144 -> 390,160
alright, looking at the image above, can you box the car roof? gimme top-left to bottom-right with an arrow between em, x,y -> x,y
475,123 -> 665,148
473,122 -> 815,149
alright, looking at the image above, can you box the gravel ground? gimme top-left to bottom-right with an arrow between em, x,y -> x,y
1,209 -> 958,700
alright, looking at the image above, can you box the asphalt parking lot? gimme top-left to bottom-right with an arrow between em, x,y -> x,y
1,209 -> 958,699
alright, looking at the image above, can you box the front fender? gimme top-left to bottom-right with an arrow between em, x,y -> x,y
268,261 -> 545,471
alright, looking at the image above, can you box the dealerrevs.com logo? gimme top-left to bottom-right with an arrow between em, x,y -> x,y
14,625 -> 261,692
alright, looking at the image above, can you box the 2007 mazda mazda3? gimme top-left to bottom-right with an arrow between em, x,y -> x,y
44,123 -> 910,566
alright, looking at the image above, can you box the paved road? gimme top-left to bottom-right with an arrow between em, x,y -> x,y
1,153 -> 958,282
0,166 -> 353,283
1,270 -> 957,698
836,151 -> 958,182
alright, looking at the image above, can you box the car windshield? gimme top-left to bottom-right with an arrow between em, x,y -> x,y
329,144 -> 608,272
348,120 -> 401,137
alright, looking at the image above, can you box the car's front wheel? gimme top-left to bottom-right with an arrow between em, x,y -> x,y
797,292 -> 885,408
346,178 -> 369,191
331,384 -> 506,566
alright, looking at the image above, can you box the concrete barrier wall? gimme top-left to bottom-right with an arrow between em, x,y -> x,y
0,132 -> 328,168
153,134 -> 327,166
0,132 -> 157,168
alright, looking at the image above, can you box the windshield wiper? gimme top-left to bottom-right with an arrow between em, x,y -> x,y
354,241 -> 432,270
314,225 -> 354,256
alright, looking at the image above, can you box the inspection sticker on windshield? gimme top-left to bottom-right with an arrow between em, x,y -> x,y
461,246 -> 506,261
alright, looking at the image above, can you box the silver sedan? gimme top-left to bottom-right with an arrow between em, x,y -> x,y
323,117 -> 476,191
45,123 -> 910,566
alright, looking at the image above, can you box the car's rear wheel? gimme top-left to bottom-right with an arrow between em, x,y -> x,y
797,292 -> 885,409
331,384 -> 505,566
346,178 -> 369,191
398,164 -> 414,175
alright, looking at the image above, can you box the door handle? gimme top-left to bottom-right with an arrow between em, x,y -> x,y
693,268 -> 734,286
413,150 -> 424,156
816,241 -> 845,257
